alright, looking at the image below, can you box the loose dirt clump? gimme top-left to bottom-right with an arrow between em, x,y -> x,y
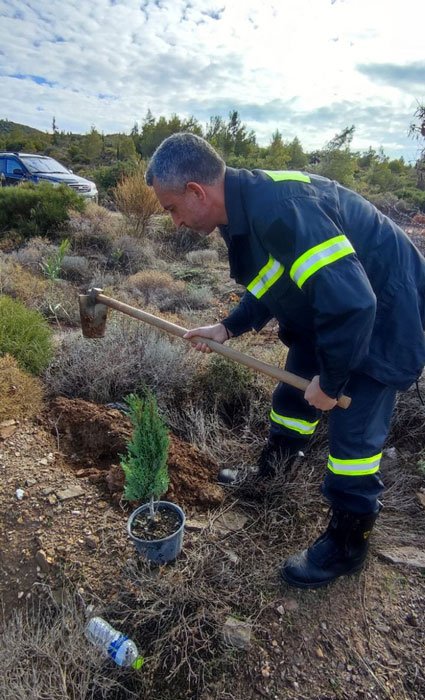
48,397 -> 224,509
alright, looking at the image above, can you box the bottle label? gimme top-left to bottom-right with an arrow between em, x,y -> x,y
108,634 -> 128,661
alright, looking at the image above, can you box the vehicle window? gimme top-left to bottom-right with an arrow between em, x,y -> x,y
20,156 -> 69,174
6,159 -> 23,175
0,159 -> 6,174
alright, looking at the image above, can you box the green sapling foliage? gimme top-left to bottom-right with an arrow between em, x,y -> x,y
121,392 -> 170,513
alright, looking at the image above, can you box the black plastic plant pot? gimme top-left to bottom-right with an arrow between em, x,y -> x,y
127,501 -> 185,564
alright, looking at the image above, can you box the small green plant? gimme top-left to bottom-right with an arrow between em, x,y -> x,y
121,392 -> 170,516
0,295 -> 53,374
40,238 -> 71,279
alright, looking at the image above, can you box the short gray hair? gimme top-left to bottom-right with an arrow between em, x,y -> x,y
146,133 -> 225,191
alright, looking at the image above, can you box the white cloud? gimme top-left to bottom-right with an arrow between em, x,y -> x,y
0,0 -> 424,160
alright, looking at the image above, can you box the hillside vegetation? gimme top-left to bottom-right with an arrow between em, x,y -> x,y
1,109 -> 425,213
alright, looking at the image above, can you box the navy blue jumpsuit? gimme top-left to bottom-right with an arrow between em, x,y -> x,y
220,168 -> 425,515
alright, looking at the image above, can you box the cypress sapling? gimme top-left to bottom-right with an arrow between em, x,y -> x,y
120,392 -> 170,518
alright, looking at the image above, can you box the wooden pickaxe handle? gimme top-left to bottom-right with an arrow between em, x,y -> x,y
90,291 -> 351,410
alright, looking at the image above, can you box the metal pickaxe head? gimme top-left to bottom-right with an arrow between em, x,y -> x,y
78,287 -> 108,338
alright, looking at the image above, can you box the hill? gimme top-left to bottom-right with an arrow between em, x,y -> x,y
0,118 -> 46,137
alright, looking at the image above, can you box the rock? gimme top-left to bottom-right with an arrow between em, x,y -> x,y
405,612 -> 418,627
0,420 -> 18,440
85,536 -> 99,550
15,488 -> 25,500
315,646 -> 325,659
47,494 -> 57,505
384,447 -> 398,460
35,549 -> 53,573
214,509 -> 249,533
222,616 -> 252,649
416,491 -> 425,509
378,546 -> 425,570
185,517 -> 209,531
56,485 -> 85,501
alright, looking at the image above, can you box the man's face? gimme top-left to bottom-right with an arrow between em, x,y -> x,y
153,180 -> 216,234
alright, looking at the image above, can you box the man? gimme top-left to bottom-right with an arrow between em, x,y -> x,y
146,133 -> 425,589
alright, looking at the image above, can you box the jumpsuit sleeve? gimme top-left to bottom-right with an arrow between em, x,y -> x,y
261,196 -> 377,398
221,292 -> 273,337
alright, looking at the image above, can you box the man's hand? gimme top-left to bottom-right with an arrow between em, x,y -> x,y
183,323 -> 232,353
304,375 -> 337,411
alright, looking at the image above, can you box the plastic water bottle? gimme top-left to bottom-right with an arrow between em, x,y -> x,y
85,617 -> 144,669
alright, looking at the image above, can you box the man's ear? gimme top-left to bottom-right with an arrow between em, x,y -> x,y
186,182 -> 207,200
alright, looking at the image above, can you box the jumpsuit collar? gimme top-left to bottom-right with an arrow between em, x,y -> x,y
219,167 -> 250,241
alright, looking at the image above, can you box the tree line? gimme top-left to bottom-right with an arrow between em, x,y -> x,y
1,106 -> 424,212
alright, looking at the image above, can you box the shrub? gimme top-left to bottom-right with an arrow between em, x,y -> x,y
0,256 -> 49,306
148,215 -> 210,259
121,392 -> 170,506
40,238 -> 71,280
66,203 -> 118,256
113,169 -> 162,235
125,269 -> 188,310
44,316 -> 198,404
0,354 -> 44,421
186,249 -> 219,266
193,355 -> 263,427
0,182 -> 85,238
0,295 -> 53,374
109,234 -> 155,273
13,237 -> 58,272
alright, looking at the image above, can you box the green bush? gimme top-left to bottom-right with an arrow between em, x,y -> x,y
0,182 -> 86,238
0,295 -> 53,374
121,392 -> 170,504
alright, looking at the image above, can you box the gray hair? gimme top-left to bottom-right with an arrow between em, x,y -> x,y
145,133 -> 225,191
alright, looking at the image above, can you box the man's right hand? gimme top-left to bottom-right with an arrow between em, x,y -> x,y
183,323 -> 232,353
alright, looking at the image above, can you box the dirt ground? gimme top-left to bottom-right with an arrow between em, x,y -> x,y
1,221 -> 424,699
1,397 -> 424,699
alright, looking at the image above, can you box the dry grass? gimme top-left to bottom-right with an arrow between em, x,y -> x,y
0,255 -> 49,306
44,316 -> 200,405
186,249 -> 219,266
0,354 -> 44,421
67,203 -> 121,256
123,270 -> 211,312
113,170 -> 162,236
13,237 -> 58,272
0,587 -> 135,700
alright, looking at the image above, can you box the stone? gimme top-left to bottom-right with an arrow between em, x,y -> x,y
56,485 -> 85,501
416,491 -> 425,509
378,546 -> 425,570
185,518 -> 209,531
35,549 -> 53,573
384,447 -> 398,460
222,616 -> 252,649
214,509 -> 249,533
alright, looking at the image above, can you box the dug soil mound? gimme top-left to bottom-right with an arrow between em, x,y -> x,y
48,397 -> 224,509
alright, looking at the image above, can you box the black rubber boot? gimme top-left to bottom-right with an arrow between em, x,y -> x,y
256,435 -> 304,480
280,508 -> 378,589
217,435 -> 305,486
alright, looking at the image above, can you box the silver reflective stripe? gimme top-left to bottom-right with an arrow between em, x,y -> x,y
247,255 -> 284,299
327,453 -> 381,475
290,235 -> 355,289
270,409 -> 319,435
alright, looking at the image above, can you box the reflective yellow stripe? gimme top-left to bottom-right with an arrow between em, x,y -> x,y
247,255 -> 284,299
262,170 -> 311,183
270,409 -> 319,435
327,452 -> 382,476
290,235 -> 355,289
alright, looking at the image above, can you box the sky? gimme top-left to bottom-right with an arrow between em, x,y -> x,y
0,0 -> 424,162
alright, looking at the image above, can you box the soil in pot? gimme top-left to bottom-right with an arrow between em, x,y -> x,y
131,508 -> 181,540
